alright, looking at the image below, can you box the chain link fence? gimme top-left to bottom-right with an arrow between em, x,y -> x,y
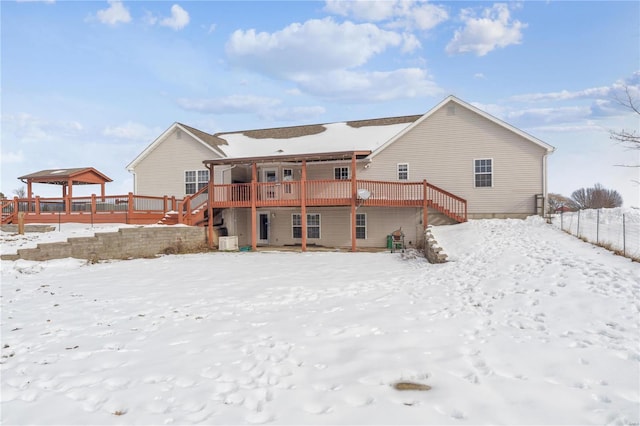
550,208 -> 640,260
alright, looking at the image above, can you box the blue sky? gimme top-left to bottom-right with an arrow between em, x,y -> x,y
2,0 -> 639,206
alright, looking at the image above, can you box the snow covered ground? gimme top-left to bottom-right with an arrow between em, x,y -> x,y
1,218 -> 639,425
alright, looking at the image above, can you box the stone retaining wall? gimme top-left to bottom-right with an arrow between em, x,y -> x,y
423,226 -> 448,264
1,226 -> 207,262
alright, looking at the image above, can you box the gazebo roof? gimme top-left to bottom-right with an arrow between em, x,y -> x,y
18,167 -> 113,185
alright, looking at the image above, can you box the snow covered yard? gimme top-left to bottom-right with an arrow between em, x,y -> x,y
1,218 -> 639,425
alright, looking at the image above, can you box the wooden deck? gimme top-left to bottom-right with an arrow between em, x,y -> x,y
2,179 -> 467,226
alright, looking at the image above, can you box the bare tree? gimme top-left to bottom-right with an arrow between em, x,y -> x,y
610,85 -> 639,167
547,193 -> 578,213
12,187 -> 26,198
571,183 -> 623,209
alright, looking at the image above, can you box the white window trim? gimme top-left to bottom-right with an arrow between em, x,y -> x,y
292,213 -> 321,239
334,166 -> 350,180
282,168 -> 293,180
184,169 -> 210,195
397,163 -> 409,181
355,212 -> 367,240
473,158 -> 494,188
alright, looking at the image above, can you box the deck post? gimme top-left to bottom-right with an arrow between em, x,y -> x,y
251,163 -> 257,251
27,182 -> 33,210
301,160 -> 307,252
351,153 -> 357,252
35,196 -> 41,215
91,194 -> 97,215
422,180 -> 428,229
127,192 -> 134,221
65,179 -> 72,214
207,164 -> 215,249
100,182 -> 106,201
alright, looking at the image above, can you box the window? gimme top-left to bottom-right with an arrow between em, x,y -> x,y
292,213 -> 321,239
185,169 -> 209,195
474,159 -> 493,188
355,213 -> 366,239
283,169 -> 293,194
334,167 -> 350,180
397,163 -> 409,180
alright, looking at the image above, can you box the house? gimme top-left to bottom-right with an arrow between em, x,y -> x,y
127,95 -> 555,250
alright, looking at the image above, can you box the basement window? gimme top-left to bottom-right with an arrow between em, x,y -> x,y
292,213 -> 321,239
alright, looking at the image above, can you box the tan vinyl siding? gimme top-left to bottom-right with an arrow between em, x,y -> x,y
234,207 -> 426,248
132,128 -> 224,197
360,100 -> 547,215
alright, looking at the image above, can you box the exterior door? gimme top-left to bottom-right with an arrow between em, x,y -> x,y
262,168 -> 278,199
258,212 -> 270,244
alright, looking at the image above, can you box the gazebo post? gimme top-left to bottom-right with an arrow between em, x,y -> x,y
66,178 -> 73,214
100,182 -> 106,201
26,181 -> 33,212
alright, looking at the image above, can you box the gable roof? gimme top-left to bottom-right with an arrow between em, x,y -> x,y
369,95 -> 555,159
126,122 -> 227,171
18,167 -> 113,185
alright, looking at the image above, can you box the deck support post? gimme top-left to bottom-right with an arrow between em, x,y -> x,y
207,164 -> 215,249
251,163 -> 257,251
351,153 -> 358,252
301,160 -> 307,252
422,179 -> 428,230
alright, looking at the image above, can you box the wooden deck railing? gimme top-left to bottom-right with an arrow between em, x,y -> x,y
1,193 -> 179,225
2,180 -> 467,226
204,179 -> 467,223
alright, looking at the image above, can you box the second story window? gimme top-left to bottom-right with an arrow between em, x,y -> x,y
397,163 -> 409,180
334,167 -> 350,180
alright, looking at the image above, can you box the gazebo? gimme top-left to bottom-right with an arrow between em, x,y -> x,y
18,167 -> 113,200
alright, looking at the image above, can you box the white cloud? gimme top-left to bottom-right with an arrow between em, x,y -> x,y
160,4 -> 190,31
226,18 -> 403,77
0,150 -> 24,164
324,0 -> 448,31
446,3 -> 526,56
177,95 -> 282,114
103,122 -> 156,141
296,68 -> 442,102
176,95 -> 326,123
208,23 -> 217,34
511,74 -> 640,104
474,73 -> 486,79
96,0 -> 131,26
2,113 -> 83,143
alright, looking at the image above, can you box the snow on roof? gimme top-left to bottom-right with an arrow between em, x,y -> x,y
215,121 -> 416,158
